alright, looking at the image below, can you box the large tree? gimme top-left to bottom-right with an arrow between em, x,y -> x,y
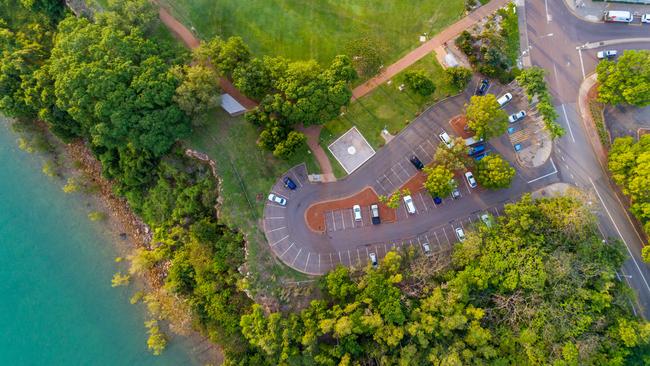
465,94 -> 509,139
173,64 -> 220,124
476,154 -> 516,189
423,165 -> 455,197
434,136 -> 469,171
597,50 -> 650,107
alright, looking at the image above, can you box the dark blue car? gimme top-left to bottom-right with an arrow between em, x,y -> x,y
284,177 -> 297,190
468,144 -> 486,156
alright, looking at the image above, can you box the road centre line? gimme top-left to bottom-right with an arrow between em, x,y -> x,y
589,177 -> 650,294
270,235 -> 289,247
561,104 -> 576,143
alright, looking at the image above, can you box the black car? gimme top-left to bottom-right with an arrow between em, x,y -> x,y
475,79 -> 489,95
283,177 -> 297,190
409,155 -> 424,170
370,204 -> 380,225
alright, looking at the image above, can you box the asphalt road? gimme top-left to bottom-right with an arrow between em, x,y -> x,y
523,0 -> 650,318
264,0 -> 650,318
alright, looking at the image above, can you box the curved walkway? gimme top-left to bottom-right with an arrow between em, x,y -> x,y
352,0 -> 510,99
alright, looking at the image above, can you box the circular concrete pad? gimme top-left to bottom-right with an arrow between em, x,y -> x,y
347,146 -> 356,155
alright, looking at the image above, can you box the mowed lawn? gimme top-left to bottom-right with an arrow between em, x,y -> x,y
160,0 -> 465,64
320,53 -> 463,175
186,109 -> 318,282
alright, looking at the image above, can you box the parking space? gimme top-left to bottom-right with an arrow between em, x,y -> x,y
324,205 -> 373,232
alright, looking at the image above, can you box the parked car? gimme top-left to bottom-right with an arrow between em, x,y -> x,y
597,50 -> 617,59
465,171 -> 477,188
283,176 -> 297,190
468,144 -> 486,156
480,213 -> 493,228
642,14 -> 650,23
451,179 -> 461,199
433,196 -> 442,205
476,79 -> 490,95
369,252 -> 378,268
508,110 -> 526,123
438,131 -> 453,148
474,150 -> 491,161
370,204 -> 380,225
353,204 -> 362,221
422,242 -> 432,256
496,92 -> 513,107
410,155 -> 424,170
403,195 -> 416,214
455,227 -> 466,241
268,193 -> 287,206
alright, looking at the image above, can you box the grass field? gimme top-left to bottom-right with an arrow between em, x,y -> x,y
159,0 -> 465,65
320,54 -> 463,174
186,109 -> 319,287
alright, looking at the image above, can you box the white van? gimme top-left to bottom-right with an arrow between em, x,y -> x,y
438,132 -> 453,148
604,11 -> 633,23
403,195 -> 416,214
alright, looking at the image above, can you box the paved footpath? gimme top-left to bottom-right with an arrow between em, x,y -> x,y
352,0 -> 510,99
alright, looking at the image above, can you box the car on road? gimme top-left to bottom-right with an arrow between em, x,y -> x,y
451,179 -> 461,199
268,193 -> 287,206
508,110 -> 526,123
438,131 -> 453,148
369,252 -> 378,268
480,213 -> 493,228
597,50 -> 617,59
283,177 -> 297,190
496,92 -> 513,107
422,242 -> 431,256
465,171 -> 477,188
370,204 -> 380,225
410,155 -> 424,170
468,144 -> 485,156
643,14 -> 650,23
476,79 -> 490,95
455,227 -> 466,241
353,204 -> 362,221
403,195 -> 416,214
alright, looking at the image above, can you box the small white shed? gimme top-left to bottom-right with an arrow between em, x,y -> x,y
220,93 -> 247,116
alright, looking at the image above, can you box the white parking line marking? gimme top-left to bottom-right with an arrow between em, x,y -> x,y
442,228 -> 450,244
266,216 -> 285,220
268,226 -> 286,233
417,144 -> 432,160
426,139 -> 436,150
433,231 -> 441,247
292,248 -> 302,265
390,167 -> 404,183
280,242 -> 295,257
384,243 -> 388,253
304,252 -> 311,271
494,206 -> 500,216
383,174 -> 394,186
270,235 -> 289,247
340,210 -> 346,230
347,250 -> 352,265
417,192 -> 428,212
356,249 -> 361,264
348,209 -> 355,228
269,204 -> 287,209
365,247 -> 369,256
338,251 -> 342,264
318,254 -> 321,271
330,211 -> 337,231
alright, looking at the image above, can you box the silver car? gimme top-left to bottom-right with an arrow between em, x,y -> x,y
508,110 -> 526,123
455,227 -> 466,241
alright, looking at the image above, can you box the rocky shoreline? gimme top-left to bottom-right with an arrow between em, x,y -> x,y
7,119 -> 224,364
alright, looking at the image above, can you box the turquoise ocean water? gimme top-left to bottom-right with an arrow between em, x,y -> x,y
0,119 -> 195,365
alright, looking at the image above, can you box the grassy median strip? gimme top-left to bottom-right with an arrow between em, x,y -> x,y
589,100 -> 611,149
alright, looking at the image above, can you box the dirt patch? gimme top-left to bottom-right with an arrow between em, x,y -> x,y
449,115 -> 474,139
401,171 -> 427,193
305,187 -> 396,232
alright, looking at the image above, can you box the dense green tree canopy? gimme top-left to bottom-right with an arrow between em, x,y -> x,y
465,94 -> 508,139
403,70 -> 436,96
597,50 -> 650,107
608,135 -> 650,239
476,154 -> 516,189
239,195 -> 649,365
423,165 -> 455,197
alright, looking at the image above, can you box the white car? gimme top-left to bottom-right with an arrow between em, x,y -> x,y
438,131 -> 453,148
369,252 -> 378,268
480,213 -> 492,228
597,50 -> 617,59
267,193 -> 287,206
455,227 -> 466,241
465,171 -> 477,188
496,92 -> 513,107
422,242 -> 431,256
642,14 -> 650,23
508,110 -> 526,123
403,195 -> 416,214
353,204 -> 362,221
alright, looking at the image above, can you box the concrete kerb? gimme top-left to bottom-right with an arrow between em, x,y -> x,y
580,37 -> 650,49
